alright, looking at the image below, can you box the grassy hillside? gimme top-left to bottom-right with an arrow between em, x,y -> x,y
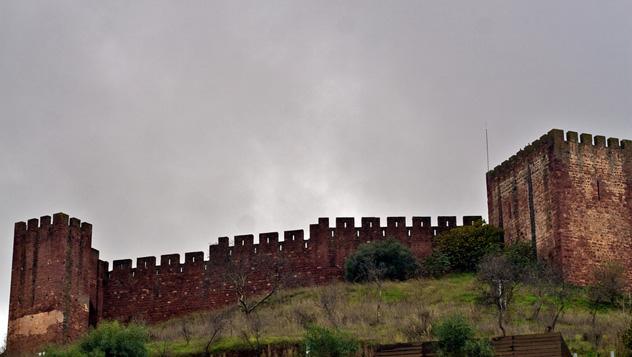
145,274 -> 631,356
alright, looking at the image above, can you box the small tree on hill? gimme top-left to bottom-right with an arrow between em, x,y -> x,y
588,262 -> 625,348
520,259 -> 570,332
433,221 -> 503,273
421,251 -> 452,278
204,310 -> 230,357
344,239 -> 419,282
225,255 -> 287,356
617,319 -> 632,357
345,239 -> 419,322
432,315 -> 493,357
477,253 -> 520,336
319,284 -> 342,328
304,325 -> 359,357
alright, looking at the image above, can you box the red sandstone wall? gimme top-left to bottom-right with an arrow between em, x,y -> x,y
101,216 -> 480,324
7,213 -> 102,354
487,129 -> 632,286
7,213 -> 480,352
486,130 -> 561,264
553,132 -> 632,285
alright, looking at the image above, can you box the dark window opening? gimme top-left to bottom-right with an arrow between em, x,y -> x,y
597,180 -> 602,200
88,302 -> 98,327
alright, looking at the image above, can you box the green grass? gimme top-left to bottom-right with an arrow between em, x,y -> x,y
147,336 -> 302,356
55,274 -> 632,356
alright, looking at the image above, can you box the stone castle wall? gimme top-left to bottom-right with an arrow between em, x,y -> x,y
7,213 -> 104,353
12,128 -> 632,353
487,129 -> 632,286
6,213 -> 480,353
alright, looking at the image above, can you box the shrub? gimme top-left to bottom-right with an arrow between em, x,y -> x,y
589,262 -> 625,308
504,240 -> 536,271
47,321 -> 149,357
421,251 -> 452,278
433,221 -> 502,273
588,262 -> 625,348
618,319 -> 632,356
432,315 -> 492,357
432,315 -> 473,353
344,239 -> 419,282
304,325 -> 359,357
477,253 -> 521,336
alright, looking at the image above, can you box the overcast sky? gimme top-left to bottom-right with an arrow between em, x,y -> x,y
1,0 -> 632,347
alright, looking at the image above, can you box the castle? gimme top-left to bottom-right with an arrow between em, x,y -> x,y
6,213 -> 480,352
6,129 -> 632,353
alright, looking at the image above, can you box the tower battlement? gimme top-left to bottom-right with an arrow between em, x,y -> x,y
8,213 -> 103,353
487,129 -> 632,287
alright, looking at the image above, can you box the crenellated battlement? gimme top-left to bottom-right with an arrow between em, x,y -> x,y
488,129 -> 632,180
89,214 -> 482,326
7,212 -> 103,353
15,213 -> 93,234
8,212 -> 482,353
103,216 -> 482,278
8,127 -> 632,354
487,129 -> 632,296
100,216 -> 482,294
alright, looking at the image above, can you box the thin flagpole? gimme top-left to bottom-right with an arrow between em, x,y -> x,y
485,123 -> 490,172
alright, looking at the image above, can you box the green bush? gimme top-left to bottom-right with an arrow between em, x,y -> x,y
588,262 -> 625,309
433,221 -> 502,273
304,325 -> 359,357
421,251 -> 452,278
618,319 -> 632,357
47,321 -> 149,357
344,239 -> 419,282
432,315 -> 492,357
504,240 -> 536,271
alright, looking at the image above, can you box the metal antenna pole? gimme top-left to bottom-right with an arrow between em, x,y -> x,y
485,123 -> 490,172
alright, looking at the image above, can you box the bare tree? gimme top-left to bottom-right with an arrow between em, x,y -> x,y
522,260 -> 570,331
477,253 -> 520,336
357,256 -> 388,323
204,310 -> 230,357
319,284 -> 342,328
225,255 -> 287,356
180,318 -> 192,345
588,263 -> 625,348
523,262 -> 550,321
544,278 -> 571,333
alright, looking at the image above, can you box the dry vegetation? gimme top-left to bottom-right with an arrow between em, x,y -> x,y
145,274 -> 632,356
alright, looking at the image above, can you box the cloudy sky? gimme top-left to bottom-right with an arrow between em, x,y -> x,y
1,0 -> 631,347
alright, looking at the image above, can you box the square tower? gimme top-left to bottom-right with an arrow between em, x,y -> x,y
486,129 -> 632,286
6,213 -> 106,353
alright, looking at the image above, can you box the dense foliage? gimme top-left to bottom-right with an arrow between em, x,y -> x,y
344,239 -> 419,282
432,221 -> 503,273
588,262 -> 625,309
432,315 -> 493,357
304,325 -> 359,357
619,320 -> 632,356
47,321 -> 149,357
420,251 -> 452,278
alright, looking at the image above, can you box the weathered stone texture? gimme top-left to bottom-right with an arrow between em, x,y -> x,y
487,129 -> 632,286
6,214 -> 480,353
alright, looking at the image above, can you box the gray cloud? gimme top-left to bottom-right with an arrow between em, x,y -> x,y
1,0 -> 632,346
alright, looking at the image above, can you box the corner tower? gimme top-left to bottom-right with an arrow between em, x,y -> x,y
6,213 -> 106,353
487,129 -> 632,286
